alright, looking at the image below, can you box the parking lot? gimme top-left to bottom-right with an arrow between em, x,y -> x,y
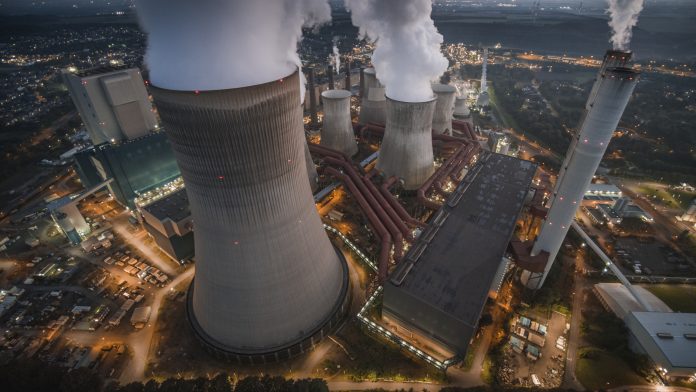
614,237 -> 695,277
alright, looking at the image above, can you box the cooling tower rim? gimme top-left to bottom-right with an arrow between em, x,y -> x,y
186,245 -> 350,358
364,67 -> 376,75
150,67 -> 299,94
605,49 -> 632,57
432,84 -> 457,94
385,95 -> 436,104
321,89 -> 351,100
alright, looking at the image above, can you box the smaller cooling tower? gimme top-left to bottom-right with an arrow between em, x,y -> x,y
359,68 -> 386,125
377,97 -> 436,190
321,89 -> 358,157
453,96 -> 470,118
432,84 -> 457,135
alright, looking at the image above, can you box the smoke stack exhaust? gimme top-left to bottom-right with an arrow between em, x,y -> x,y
431,84 -> 457,135
321,89 -> 358,157
607,0 -> 644,51
377,97 -> 436,190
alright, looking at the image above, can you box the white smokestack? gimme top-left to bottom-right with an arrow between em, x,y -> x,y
607,0 -> 644,51
344,0 -> 448,103
135,0 -> 331,91
333,43 -> 341,75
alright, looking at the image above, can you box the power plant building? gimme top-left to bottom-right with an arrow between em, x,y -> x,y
72,131 -> 181,209
383,153 -> 536,359
487,132 -> 510,155
139,189 -> 194,262
150,70 -> 349,363
62,65 -> 157,145
377,97 -> 436,190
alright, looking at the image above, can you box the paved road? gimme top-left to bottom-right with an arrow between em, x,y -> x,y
119,266 -> 194,384
111,212 -> 179,276
328,380 -> 442,391
563,252 -> 588,391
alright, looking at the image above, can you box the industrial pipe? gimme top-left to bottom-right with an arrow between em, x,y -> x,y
380,176 -> 427,229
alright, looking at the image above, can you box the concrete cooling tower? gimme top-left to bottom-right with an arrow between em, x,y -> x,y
432,84 -> 457,135
359,67 -> 386,125
453,96 -> 470,118
150,69 -> 349,363
377,97 -> 436,190
321,89 -> 358,157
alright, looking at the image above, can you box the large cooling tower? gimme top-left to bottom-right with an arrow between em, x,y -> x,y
453,96 -> 470,118
377,97 -> 436,190
321,89 -> 358,157
524,67 -> 639,289
432,84 -> 457,135
150,70 -> 349,363
358,67 -> 386,125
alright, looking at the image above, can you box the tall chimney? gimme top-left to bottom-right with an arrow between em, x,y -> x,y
307,67 -> 319,132
151,69 -> 348,362
358,67 -> 386,125
377,97 -> 436,190
431,84 -> 457,135
345,59 -> 351,93
327,64 -> 335,90
523,67 -> 639,289
359,67 -> 365,98
321,89 -> 357,157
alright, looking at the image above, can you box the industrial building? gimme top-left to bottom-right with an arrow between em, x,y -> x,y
150,69 -> 349,363
72,131 -> 181,209
382,153 -> 536,359
583,183 -> 623,202
138,189 -> 194,262
520,50 -> 639,289
487,132 -> 510,155
62,65 -> 157,145
47,179 -> 113,244
377,97 -> 436,190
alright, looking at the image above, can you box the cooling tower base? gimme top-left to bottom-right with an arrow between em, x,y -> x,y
185,246 -> 351,364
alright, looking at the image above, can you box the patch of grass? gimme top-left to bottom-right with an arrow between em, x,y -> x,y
576,348 -> 647,390
644,284 -> 696,313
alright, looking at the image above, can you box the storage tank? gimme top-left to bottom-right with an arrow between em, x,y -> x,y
150,69 -> 349,362
376,97 -> 436,190
321,89 -> 358,157
358,67 -> 386,125
431,84 -> 457,135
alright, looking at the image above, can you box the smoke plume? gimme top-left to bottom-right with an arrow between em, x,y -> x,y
345,0 -> 448,102
607,0 -> 644,51
333,44 -> 341,75
135,0 -> 331,91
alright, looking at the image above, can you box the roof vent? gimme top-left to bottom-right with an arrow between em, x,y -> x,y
656,332 -> 673,339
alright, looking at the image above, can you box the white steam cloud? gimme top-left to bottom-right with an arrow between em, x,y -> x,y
607,0 -> 644,51
135,0 -> 331,91
333,44 -> 341,75
344,0 -> 448,102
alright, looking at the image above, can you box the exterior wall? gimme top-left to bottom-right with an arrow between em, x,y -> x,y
359,68 -> 386,125
62,68 -> 156,145
320,89 -> 358,157
150,70 -> 348,357
528,68 -> 639,288
432,84 -> 456,135
142,220 -> 194,262
377,97 -> 436,190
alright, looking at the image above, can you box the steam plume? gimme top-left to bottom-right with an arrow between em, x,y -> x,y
333,43 -> 341,75
135,0 -> 331,91
607,0 -> 644,51
345,0 -> 448,102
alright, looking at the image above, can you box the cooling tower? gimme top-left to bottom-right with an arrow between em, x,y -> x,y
304,140 -> 319,192
321,89 -> 358,157
453,96 -> 470,118
432,84 -> 457,135
524,67 -> 639,289
377,97 -> 436,190
150,70 -> 349,363
358,67 -> 386,125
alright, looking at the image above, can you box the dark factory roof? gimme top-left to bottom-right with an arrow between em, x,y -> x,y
73,64 -> 131,78
389,152 -> 536,327
142,189 -> 190,223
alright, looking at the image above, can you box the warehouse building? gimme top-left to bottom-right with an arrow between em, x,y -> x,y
138,189 -> 194,262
